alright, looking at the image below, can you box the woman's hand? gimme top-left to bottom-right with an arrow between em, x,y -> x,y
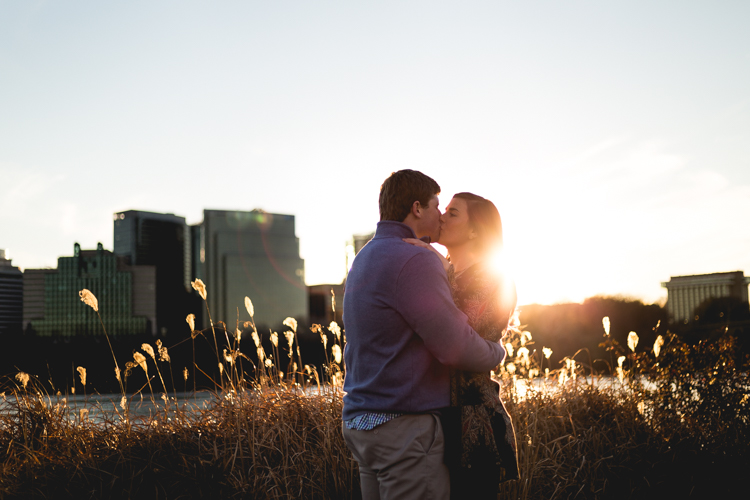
402,238 -> 452,272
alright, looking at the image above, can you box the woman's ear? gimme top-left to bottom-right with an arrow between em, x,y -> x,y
468,228 -> 478,240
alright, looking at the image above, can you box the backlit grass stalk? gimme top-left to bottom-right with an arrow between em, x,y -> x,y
79,289 -> 125,396
192,279 -> 224,392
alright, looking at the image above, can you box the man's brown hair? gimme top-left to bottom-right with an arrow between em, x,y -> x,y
379,170 -> 441,222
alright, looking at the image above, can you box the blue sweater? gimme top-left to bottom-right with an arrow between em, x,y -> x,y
342,221 -> 506,421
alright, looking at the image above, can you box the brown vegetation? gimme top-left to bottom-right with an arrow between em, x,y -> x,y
1,288 -> 748,499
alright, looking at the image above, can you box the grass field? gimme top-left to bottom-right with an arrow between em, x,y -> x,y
1,286 -> 747,499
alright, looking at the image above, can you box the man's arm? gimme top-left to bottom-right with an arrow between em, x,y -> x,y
396,250 -> 506,371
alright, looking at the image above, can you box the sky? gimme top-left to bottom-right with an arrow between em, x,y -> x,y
1,1 -> 749,307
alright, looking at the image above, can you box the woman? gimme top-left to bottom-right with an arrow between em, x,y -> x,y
405,192 -> 519,499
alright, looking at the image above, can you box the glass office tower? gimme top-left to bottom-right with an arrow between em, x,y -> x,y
114,210 -> 191,337
195,209 -> 307,329
23,243 -> 155,337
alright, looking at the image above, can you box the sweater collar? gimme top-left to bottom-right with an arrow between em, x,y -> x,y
374,221 -> 418,239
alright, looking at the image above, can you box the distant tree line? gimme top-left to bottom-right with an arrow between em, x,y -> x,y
519,295 -> 749,374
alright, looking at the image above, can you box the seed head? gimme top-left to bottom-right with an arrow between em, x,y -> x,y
627,331 -> 639,352
505,342 -> 514,358
16,372 -> 30,389
284,317 -> 298,333
141,343 -> 156,360
156,339 -> 170,362
543,347 -> 553,359
245,296 -> 254,317
79,289 -> 99,312
183,367 -> 189,381
186,314 -> 195,333
602,316 -> 610,336
517,346 -> 530,368
521,331 -> 532,346
653,335 -> 664,358
270,331 -> 278,347
223,349 -> 236,365
133,352 -> 148,375
329,321 -> 342,341
284,331 -> 294,351
191,279 -> 207,300
251,330 -> 260,348
264,358 -> 273,368
77,366 -> 87,386
120,396 -> 127,410
618,355 -> 626,368
321,332 -> 328,350
332,344 -> 342,364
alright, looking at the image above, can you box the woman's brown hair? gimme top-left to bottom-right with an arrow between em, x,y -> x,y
452,192 -> 503,256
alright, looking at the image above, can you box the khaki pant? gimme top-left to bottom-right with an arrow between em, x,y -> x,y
342,413 -> 449,500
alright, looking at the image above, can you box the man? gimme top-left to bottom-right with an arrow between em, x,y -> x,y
342,170 -> 506,499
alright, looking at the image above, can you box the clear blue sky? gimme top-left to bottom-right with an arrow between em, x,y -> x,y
2,1 -> 749,306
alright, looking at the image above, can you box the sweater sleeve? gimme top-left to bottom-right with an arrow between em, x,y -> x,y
396,251 -> 506,371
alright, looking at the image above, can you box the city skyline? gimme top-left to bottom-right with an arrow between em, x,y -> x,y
2,1 -> 749,306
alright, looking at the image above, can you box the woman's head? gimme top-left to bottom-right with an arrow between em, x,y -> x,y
438,192 -> 503,257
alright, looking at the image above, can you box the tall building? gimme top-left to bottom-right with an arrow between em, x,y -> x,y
661,271 -> 750,323
113,210 -> 191,336
194,209 -> 307,329
23,243 -> 156,337
0,249 -> 23,335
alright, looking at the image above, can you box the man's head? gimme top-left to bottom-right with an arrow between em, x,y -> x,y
379,170 -> 441,242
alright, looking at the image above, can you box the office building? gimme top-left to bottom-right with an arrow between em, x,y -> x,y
23,243 -> 156,337
0,250 -> 23,335
114,210 -> 191,336
194,209 -> 307,329
661,271 -> 750,323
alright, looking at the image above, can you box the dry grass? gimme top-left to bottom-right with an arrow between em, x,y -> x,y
2,290 -> 748,499
1,387 -> 354,499
2,371 -> 747,499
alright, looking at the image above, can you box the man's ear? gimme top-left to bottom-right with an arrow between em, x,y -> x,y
410,200 -> 422,218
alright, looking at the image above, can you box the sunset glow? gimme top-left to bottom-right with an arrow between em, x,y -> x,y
1,2 -> 749,307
